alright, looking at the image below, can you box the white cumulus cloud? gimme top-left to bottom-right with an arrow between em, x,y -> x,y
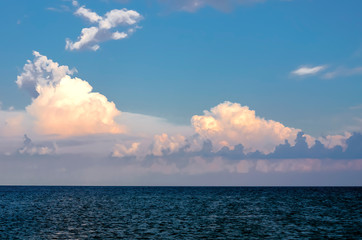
191,101 -> 301,153
18,52 -> 123,137
66,3 -> 142,51
16,51 -> 76,97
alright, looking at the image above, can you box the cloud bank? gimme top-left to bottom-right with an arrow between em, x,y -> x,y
66,1 -> 142,51
2,52 -> 362,184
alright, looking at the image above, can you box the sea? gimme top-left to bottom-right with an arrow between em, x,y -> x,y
0,186 -> 361,239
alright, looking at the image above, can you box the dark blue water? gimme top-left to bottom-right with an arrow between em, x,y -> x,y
0,187 -> 360,239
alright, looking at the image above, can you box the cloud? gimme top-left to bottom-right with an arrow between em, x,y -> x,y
323,66 -> 362,79
349,104 -> 362,110
318,132 -> 351,150
211,131 -> 361,160
0,110 -> 26,137
191,101 -> 301,153
265,132 -> 344,159
158,0 -> 265,13
291,64 -> 362,80
16,51 -> 76,98
18,52 -> 123,137
255,159 -> 322,173
75,5 -> 102,23
116,112 -> 193,136
46,5 -> 71,13
152,134 -> 186,156
108,104 -> 362,177
112,142 -> 142,158
66,3 -> 142,51
108,131 -> 362,177
291,65 -> 326,76
18,134 -> 56,155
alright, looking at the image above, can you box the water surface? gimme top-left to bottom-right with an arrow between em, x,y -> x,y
0,186 -> 361,239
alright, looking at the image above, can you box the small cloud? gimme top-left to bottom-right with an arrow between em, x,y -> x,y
72,0 -> 79,7
46,5 -> 71,13
112,142 -> 143,158
66,2 -> 142,51
322,66 -> 362,79
291,65 -> 326,76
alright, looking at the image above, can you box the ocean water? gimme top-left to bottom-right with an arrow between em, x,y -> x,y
0,187 -> 360,239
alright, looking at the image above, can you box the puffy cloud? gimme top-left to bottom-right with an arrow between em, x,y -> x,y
111,133 -> 187,158
16,51 -> 76,97
99,9 -> 141,29
18,52 -> 123,136
75,6 -> 102,23
66,27 -> 101,51
66,3 -> 142,51
112,142 -> 141,158
291,65 -> 326,76
191,101 -> 300,153
152,133 -> 186,156
318,132 -> 351,150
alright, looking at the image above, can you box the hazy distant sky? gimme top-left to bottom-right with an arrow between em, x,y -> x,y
0,0 -> 361,185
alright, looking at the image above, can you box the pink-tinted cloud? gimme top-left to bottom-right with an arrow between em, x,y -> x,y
18,52 -> 124,137
191,101 -> 301,153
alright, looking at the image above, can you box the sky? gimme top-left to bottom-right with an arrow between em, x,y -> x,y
0,0 -> 361,186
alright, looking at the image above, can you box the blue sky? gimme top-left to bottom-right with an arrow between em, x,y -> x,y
0,0 -> 361,185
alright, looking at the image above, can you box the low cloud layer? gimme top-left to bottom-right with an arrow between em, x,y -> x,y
66,1 -> 142,51
109,131 -> 362,177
